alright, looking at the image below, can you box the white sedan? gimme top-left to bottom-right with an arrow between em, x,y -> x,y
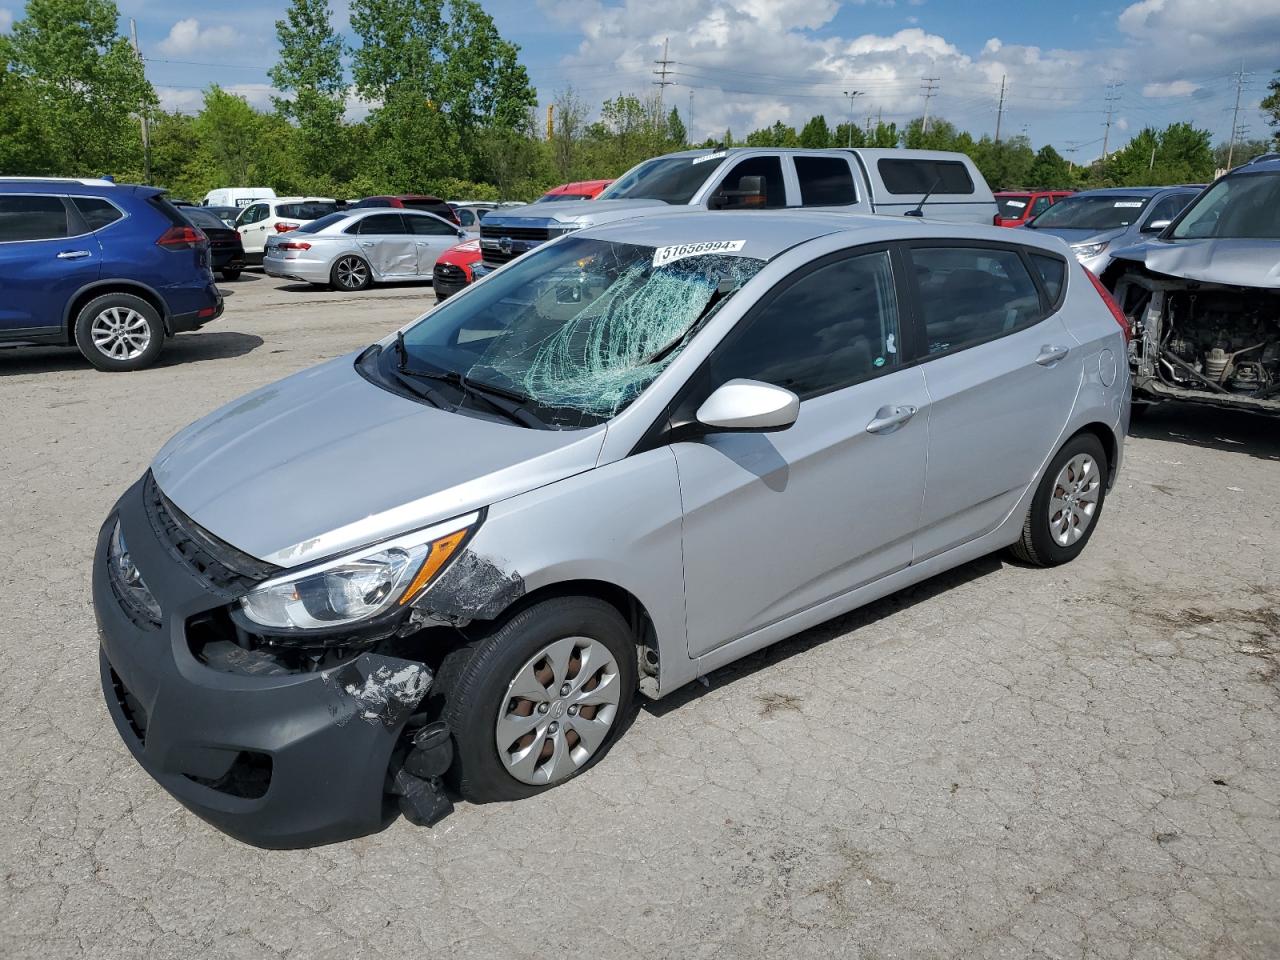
262,208 -> 469,291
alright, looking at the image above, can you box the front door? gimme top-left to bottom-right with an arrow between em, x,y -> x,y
407,214 -> 463,276
0,194 -> 101,335
673,247 -> 930,658
904,243 -> 1082,561
236,202 -> 271,258
356,213 -> 418,277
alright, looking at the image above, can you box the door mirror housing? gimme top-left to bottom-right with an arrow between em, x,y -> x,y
709,174 -> 766,210
1141,218 -> 1171,233
696,379 -> 799,433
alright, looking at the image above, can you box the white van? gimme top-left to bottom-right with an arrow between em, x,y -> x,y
203,187 -> 276,209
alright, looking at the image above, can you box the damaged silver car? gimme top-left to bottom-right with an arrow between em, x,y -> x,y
94,210 -> 1129,847
1106,155 -> 1280,414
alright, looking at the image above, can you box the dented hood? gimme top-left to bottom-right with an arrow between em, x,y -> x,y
1110,237 -> 1280,288
151,355 -> 606,567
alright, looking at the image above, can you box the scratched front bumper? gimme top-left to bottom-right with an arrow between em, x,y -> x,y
93,477 -> 428,849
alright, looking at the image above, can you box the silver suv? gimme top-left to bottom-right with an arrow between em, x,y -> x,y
94,211 -> 1128,847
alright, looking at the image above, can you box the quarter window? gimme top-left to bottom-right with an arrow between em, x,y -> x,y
795,156 -> 857,206
1030,253 -> 1067,305
710,250 -> 900,397
0,195 -> 69,241
711,156 -> 786,209
73,197 -> 124,231
909,246 -> 1043,355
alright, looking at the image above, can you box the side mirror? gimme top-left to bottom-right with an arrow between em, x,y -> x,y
710,174 -> 767,210
1141,219 -> 1171,233
458,229 -> 467,239
696,379 -> 799,433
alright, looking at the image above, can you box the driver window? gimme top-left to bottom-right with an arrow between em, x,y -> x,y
711,156 -> 786,210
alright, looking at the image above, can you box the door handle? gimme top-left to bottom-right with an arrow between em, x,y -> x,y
866,404 -> 918,435
57,250 -> 92,260
1036,344 -> 1070,366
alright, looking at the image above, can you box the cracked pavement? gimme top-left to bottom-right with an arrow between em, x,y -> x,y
1,273 -> 1277,959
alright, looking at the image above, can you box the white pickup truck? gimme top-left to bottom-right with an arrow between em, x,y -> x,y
478,147 -> 998,270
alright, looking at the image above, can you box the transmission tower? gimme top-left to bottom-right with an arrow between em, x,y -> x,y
920,76 -> 940,135
653,37 -> 674,108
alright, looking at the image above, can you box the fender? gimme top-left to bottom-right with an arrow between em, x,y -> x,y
62,278 -> 172,340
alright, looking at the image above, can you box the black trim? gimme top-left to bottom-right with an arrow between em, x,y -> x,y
0,324 -> 62,344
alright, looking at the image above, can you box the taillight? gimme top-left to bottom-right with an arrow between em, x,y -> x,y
277,241 -> 311,251
273,221 -> 300,233
993,213 -> 1002,226
1084,268 -> 1131,344
157,225 -> 206,249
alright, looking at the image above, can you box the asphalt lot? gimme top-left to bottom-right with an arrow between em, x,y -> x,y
1,270 -> 1277,959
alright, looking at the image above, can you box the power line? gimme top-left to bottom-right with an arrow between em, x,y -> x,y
920,76 -> 940,134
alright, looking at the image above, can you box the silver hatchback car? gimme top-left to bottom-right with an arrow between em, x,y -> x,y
263,207 -> 468,291
94,211 -> 1129,847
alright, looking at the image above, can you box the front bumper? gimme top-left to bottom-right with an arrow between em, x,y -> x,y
93,476 -> 431,848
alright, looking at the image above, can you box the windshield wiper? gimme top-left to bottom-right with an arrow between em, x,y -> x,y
397,348 -> 545,429
641,277 -> 738,368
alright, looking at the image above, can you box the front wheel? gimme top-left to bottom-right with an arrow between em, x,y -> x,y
434,597 -> 636,803
73,293 -> 165,372
330,255 -> 371,291
1009,432 -> 1109,567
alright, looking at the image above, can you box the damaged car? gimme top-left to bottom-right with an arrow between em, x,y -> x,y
94,210 -> 1129,847
1105,155 -> 1280,414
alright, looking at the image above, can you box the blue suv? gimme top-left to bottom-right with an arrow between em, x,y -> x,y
0,178 -> 224,371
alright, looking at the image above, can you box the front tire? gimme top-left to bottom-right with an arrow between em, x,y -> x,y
73,293 -> 164,372
330,255 -> 372,291
1009,432 -> 1109,567
434,597 -> 636,803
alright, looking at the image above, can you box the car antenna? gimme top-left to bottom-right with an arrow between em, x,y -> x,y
905,176 -> 943,218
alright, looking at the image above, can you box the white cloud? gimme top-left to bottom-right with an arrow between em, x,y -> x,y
1142,79 -> 1198,97
157,18 -> 241,56
0,8 -> 13,32
1117,0 -> 1280,78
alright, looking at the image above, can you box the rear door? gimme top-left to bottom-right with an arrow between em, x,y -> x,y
0,194 -> 101,336
904,242 -> 1081,561
789,153 -> 871,213
355,213 -> 417,277
406,214 -> 462,275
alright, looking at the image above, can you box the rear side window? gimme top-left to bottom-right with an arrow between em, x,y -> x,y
276,201 -> 338,220
408,215 -> 457,236
296,212 -> 348,234
0,195 -> 69,241
355,214 -> 408,235
909,246 -> 1042,355
710,250 -> 900,397
877,159 -> 975,195
795,156 -> 857,206
73,197 -> 124,231
1030,253 -> 1067,306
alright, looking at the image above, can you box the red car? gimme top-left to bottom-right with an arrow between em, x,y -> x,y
432,239 -> 481,300
534,179 -> 614,203
994,190 -> 1072,227
352,195 -> 460,225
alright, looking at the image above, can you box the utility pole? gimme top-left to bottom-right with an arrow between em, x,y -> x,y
920,76 -> 940,136
1102,80 -> 1123,162
843,89 -> 862,147
546,103 -> 554,140
864,112 -> 873,139
652,37 -> 674,108
994,74 -> 1006,143
687,89 -> 694,142
129,18 -> 151,184
1226,63 -> 1252,169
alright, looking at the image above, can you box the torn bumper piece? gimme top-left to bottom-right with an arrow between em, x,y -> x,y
93,477 -> 444,849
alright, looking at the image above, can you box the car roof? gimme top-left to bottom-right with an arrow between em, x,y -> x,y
339,207 -> 454,221
576,209 -> 1071,261
268,196 -> 336,204
0,179 -> 164,198
1066,186 -> 1194,198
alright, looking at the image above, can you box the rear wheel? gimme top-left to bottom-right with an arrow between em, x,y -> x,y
1010,432 -> 1109,567
434,596 -> 636,803
220,267 -> 242,282
73,293 -> 165,372
330,255 -> 371,291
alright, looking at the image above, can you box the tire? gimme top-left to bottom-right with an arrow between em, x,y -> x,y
434,596 -> 636,803
220,267 -> 242,281
73,293 -> 165,372
330,254 -> 372,291
1009,432 -> 1109,567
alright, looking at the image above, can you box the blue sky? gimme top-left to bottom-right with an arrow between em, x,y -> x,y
11,0 -> 1277,160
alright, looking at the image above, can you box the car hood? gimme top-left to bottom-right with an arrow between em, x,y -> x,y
1024,226 -> 1124,246
487,198 -> 670,226
151,354 -> 606,567
1107,237 -> 1280,288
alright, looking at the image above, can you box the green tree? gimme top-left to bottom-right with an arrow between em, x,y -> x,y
194,86 -> 270,186
1106,122 -> 1213,185
1027,144 -> 1070,187
972,134 -> 1034,189
0,0 -> 154,175
1213,138 -> 1271,169
270,0 -> 349,188
799,114 -> 832,148
667,107 -> 687,147
1262,69 -> 1280,141
867,121 -> 898,148
902,117 -> 959,151
548,88 -> 589,181
832,121 -> 865,148
0,70 -> 54,174
744,121 -> 798,147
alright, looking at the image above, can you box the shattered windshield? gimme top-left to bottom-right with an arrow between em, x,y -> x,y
390,235 -> 763,428
598,155 -> 725,204
1028,195 -> 1149,230
1169,172 -> 1280,240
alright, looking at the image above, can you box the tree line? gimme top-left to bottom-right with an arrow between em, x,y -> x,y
2,0 -> 1278,202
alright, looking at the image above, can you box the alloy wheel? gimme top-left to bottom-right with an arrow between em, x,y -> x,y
90,307 -> 151,361
1049,453 -> 1100,546
494,636 -> 622,786
335,256 -> 368,289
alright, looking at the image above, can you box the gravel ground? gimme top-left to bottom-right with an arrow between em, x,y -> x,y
1,272 -> 1277,959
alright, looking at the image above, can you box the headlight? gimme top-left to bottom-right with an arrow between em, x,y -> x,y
238,516 -> 475,631
108,519 -> 161,624
1070,241 -> 1109,260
